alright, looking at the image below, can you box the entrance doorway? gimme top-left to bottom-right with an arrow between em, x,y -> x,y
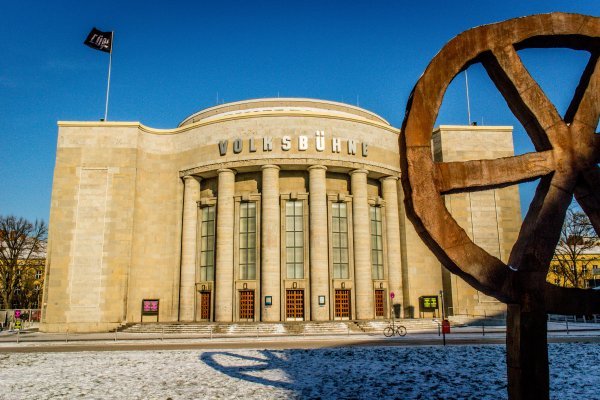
286,289 -> 304,320
334,289 -> 351,319
199,292 -> 211,320
239,290 -> 255,320
375,289 -> 385,317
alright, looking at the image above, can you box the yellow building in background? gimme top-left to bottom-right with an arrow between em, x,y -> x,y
547,242 -> 600,289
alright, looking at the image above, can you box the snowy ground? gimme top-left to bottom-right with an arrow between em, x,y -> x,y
1,343 -> 599,399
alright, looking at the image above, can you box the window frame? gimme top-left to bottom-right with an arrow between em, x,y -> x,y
369,204 -> 384,280
198,203 -> 217,282
285,199 -> 305,279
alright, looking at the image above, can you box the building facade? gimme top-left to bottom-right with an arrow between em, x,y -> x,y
547,242 -> 600,288
41,98 -> 521,332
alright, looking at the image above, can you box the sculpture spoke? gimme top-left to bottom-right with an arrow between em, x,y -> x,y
544,283 -> 600,315
508,174 -> 573,271
481,47 -> 563,151
564,51 -> 600,130
574,167 -> 600,235
434,151 -> 554,194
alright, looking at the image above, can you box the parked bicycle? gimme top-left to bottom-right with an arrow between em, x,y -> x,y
383,321 -> 407,337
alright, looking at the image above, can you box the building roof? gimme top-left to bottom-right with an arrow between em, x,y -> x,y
178,98 -> 390,127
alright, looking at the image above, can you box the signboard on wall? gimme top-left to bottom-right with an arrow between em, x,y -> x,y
419,296 -> 439,312
142,299 -> 159,315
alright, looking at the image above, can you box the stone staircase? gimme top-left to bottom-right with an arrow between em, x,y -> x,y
301,321 -> 358,335
120,319 -> 453,336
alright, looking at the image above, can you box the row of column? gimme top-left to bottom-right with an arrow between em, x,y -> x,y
179,165 -> 403,322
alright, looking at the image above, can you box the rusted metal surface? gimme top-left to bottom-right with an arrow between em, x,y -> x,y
401,13 -> 600,312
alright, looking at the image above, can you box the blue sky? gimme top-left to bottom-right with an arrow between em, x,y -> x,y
0,1 -> 598,222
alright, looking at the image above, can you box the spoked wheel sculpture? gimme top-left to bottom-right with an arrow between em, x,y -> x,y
400,13 -> 599,400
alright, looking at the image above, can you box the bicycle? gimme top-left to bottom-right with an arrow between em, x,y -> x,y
383,321 -> 407,337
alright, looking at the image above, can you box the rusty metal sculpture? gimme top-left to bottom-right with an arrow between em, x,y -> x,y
400,13 -> 599,400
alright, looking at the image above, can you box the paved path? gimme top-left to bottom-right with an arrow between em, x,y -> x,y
1,324 -> 599,353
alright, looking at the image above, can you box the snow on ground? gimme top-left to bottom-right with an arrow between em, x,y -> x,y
1,343 -> 599,399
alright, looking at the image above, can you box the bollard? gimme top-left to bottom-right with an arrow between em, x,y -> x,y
257,325 -> 259,338
566,316 -> 570,335
66,328 -> 69,343
114,329 -> 117,342
482,321 -> 485,336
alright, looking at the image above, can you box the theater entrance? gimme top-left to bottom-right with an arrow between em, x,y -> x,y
334,289 -> 351,319
199,291 -> 211,321
375,289 -> 385,317
286,289 -> 304,321
239,290 -> 255,321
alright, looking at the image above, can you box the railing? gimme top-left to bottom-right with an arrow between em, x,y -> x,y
548,314 -> 600,324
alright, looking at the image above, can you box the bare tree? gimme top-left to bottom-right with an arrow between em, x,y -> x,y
0,216 -> 47,309
551,207 -> 598,288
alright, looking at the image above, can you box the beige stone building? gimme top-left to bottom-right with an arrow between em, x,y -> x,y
40,98 -> 521,332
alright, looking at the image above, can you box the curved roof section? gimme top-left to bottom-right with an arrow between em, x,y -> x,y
179,98 -> 390,127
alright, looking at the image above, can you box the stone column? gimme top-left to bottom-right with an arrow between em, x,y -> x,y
215,168 -> 236,322
308,165 -> 329,321
261,165 -> 280,321
179,175 -> 200,321
381,176 -> 403,315
351,169 -> 373,320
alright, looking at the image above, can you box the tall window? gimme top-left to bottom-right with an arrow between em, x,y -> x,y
370,206 -> 384,280
239,202 -> 257,280
332,202 -> 349,279
286,200 -> 304,279
200,205 -> 216,281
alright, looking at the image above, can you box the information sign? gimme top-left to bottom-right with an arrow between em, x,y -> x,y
142,299 -> 159,315
419,295 -> 439,311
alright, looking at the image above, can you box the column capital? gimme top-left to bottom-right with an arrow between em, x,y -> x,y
217,168 -> 236,175
183,175 -> 202,182
380,175 -> 399,183
307,165 -> 327,172
261,164 -> 280,171
350,168 -> 369,176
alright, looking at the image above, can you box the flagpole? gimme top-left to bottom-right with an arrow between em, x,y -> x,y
465,70 -> 471,125
104,31 -> 113,121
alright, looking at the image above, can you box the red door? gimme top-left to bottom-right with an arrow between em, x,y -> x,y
335,289 -> 351,319
200,292 -> 211,320
375,290 -> 385,317
239,290 -> 255,320
286,290 -> 304,320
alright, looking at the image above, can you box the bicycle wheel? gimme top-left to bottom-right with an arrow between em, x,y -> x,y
396,326 -> 407,336
383,327 -> 394,337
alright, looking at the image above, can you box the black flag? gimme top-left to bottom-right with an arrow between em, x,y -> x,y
84,28 -> 113,53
